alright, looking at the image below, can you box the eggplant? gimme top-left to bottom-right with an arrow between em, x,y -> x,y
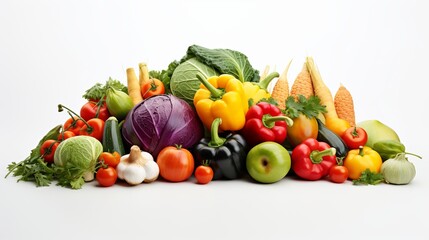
316,118 -> 349,158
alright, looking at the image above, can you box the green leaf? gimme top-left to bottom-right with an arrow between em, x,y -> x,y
283,95 -> 326,119
82,83 -> 105,100
353,169 -> 384,185
5,125 -> 61,187
184,45 -> 259,83
82,78 -> 127,100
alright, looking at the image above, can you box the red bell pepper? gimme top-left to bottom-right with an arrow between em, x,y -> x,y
291,138 -> 337,180
241,102 -> 293,147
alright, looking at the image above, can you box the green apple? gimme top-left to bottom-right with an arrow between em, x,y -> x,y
357,120 -> 400,149
246,141 -> 291,183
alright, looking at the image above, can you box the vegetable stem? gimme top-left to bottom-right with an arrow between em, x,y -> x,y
208,118 -> 226,147
196,74 -> 223,99
58,104 -> 93,132
402,152 -> 422,159
257,72 -> 280,90
94,95 -> 105,118
310,148 -> 336,164
358,146 -> 364,156
262,114 -> 293,128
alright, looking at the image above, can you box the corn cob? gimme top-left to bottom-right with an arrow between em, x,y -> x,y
271,60 -> 292,110
290,63 -> 314,99
334,84 -> 356,126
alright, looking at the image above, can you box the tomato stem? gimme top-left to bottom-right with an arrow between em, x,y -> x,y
351,126 -> 359,138
142,79 -> 158,98
58,104 -> 93,133
94,94 -> 105,118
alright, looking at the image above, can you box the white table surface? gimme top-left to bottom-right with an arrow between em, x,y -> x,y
1,1 -> 428,239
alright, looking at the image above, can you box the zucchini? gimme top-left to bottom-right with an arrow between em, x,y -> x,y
316,118 -> 349,158
102,116 -> 126,156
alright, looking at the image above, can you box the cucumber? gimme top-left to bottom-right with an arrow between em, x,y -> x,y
102,116 -> 126,156
316,118 -> 349,158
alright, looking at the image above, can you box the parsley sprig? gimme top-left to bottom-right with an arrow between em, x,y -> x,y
283,95 -> 327,119
5,125 -> 62,187
82,77 -> 128,101
353,169 -> 385,185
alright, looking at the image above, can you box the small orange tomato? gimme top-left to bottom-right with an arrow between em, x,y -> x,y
40,140 -> 60,163
141,78 -> 165,99
63,116 -> 85,135
96,166 -> 118,187
57,130 -> 76,141
156,145 -> 194,182
325,117 -> 351,137
98,152 -> 121,168
195,165 -> 214,184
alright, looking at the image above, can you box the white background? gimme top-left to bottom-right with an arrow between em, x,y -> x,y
1,0 -> 428,239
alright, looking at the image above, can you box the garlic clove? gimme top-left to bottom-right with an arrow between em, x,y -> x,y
124,164 -> 146,185
116,162 -> 126,180
143,160 -> 160,183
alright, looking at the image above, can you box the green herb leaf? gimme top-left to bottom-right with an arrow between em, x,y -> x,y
5,125 -> 61,187
82,77 -> 127,100
53,163 -> 87,189
82,83 -> 105,101
257,97 -> 278,106
353,169 -> 385,185
283,95 -> 326,119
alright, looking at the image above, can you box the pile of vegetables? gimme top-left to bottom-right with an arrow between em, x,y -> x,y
5,45 -> 422,189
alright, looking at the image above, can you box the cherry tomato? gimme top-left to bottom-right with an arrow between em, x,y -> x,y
141,79 -> 165,99
96,166 -> 118,187
63,116 -> 85,135
341,126 -> 368,149
98,152 -> 120,168
79,118 -> 105,141
40,139 -> 60,163
325,117 -> 351,137
156,145 -> 194,182
80,101 -> 110,122
57,130 -> 75,141
286,114 -> 318,147
195,165 -> 214,184
329,165 -> 349,183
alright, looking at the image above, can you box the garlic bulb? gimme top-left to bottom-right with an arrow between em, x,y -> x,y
117,145 -> 159,185
381,153 -> 421,185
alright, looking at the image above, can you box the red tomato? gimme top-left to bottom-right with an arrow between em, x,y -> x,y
63,116 -> 85,135
80,101 -> 110,122
329,165 -> 349,183
96,166 -> 118,187
141,79 -> 165,99
195,165 -> 213,184
57,130 -> 75,141
156,145 -> 194,182
341,126 -> 368,149
98,152 -> 120,168
40,140 -> 60,163
79,118 -> 105,141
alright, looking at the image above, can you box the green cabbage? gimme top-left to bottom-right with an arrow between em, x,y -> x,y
54,136 -> 103,189
183,45 -> 260,82
170,58 -> 218,104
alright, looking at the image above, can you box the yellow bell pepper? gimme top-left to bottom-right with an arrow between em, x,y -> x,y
243,72 -> 279,105
193,74 -> 248,131
343,146 -> 383,180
